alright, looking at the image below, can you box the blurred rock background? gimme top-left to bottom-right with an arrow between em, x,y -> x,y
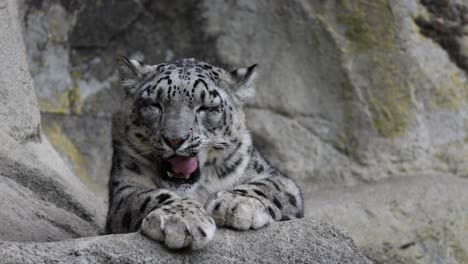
16,0 -> 468,263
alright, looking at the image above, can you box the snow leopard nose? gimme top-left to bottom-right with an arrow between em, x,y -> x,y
163,135 -> 188,150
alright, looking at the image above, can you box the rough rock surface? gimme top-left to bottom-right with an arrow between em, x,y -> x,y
1,219 -> 371,264
0,0 -> 104,242
0,132 -> 103,242
307,173 -> 468,264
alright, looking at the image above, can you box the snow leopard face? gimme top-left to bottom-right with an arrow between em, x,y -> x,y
117,57 -> 257,188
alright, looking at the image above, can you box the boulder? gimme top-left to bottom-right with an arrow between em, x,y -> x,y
0,131 -> 103,242
307,173 -> 468,263
1,219 -> 371,264
0,0 -> 104,242
205,0 -> 468,186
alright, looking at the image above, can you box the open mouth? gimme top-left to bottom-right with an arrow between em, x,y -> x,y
160,155 -> 200,184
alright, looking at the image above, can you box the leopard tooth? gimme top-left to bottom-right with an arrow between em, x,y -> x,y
167,171 -> 175,178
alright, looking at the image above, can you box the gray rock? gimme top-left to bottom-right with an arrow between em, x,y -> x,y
0,0 -> 104,242
307,173 -> 468,264
0,131 -> 103,242
0,219 -> 372,264
0,0 -> 39,142
205,0 -> 468,185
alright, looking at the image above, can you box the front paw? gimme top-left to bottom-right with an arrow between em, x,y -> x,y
205,191 -> 274,230
141,198 -> 216,250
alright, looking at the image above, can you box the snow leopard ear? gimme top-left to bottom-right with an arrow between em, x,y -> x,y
229,64 -> 258,104
116,56 -> 149,93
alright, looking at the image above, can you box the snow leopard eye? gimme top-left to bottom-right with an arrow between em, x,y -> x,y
147,102 -> 162,110
196,105 -> 220,113
140,102 -> 162,120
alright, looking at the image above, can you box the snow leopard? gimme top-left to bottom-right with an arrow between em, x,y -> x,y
105,57 -> 303,249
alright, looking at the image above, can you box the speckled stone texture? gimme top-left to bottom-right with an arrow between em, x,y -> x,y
0,0 -> 104,242
1,219 -> 371,264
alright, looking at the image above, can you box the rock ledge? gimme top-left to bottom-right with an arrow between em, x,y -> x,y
1,219 -> 371,264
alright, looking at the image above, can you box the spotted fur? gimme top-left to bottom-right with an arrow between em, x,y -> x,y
106,57 -> 303,249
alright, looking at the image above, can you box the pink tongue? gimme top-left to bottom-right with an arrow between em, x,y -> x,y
167,156 -> 198,178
